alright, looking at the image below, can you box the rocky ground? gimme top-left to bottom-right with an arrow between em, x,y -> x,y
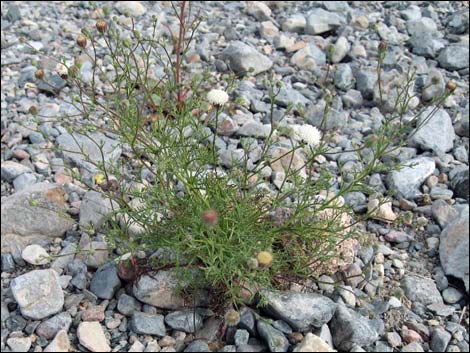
1,1 -> 469,352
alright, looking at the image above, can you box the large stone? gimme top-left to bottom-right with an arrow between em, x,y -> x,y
77,322 -> 111,352
133,270 -> 205,310
401,275 -> 443,306
79,191 -> 117,231
245,1 -> 272,21
259,290 -> 336,332
450,167 -> 469,201
410,107 -> 455,153
222,41 -> 273,76
386,157 -> 435,199
257,321 -> 289,352
305,8 -> 345,34
290,42 -> 326,70
10,269 -> 64,320
115,1 -> 146,17
330,305 -> 379,351
1,161 -> 32,182
44,330 -> 71,352
36,312 -> 72,339
282,14 -> 306,33
56,132 -> 121,172
1,183 -> 74,253
438,45 -> 469,71
440,210 -> 469,292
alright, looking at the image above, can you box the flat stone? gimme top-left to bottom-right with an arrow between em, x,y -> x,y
438,45 -> 469,70
21,244 -> 50,265
90,262 -> 122,299
282,14 -> 306,33
430,328 -> 452,352
77,321 -> 111,352
10,269 -> 64,320
293,333 -> 334,352
222,41 -> 273,76
1,161 -> 32,182
131,312 -> 166,336
305,8 -> 345,34
79,191 -> 118,231
1,183 -> 74,253
44,330 -> 70,352
411,107 -> 455,153
259,290 -> 336,332
13,173 -> 37,191
401,275 -> 443,306
432,199 -> 459,228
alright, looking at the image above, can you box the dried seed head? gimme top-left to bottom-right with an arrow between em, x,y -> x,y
257,251 -> 273,268
34,69 -> 45,80
446,80 -> 457,92
247,257 -> 259,270
77,35 -> 87,48
55,63 -> 68,80
224,309 -> 240,326
96,20 -> 108,33
201,209 -> 218,226
378,40 -> 388,52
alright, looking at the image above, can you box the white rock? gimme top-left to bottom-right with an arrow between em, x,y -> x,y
115,1 -> 146,17
368,198 -> 397,222
294,333 -> 336,352
21,244 -> 50,265
331,37 -> 350,63
77,322 -> 111,352
7,337 -> 32,352
44,330 -> 70,352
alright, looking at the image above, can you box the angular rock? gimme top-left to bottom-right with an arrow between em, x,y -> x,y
290,42 -> 326,70
6,337 -> 32,352
36,312 -> 72,339
77,321 -> 111,352
257,320 -> 289,352
450,168 -> 469,201
330,305 -> 379,351
44,330 -> 71,352
90,262 -> 122,299
1,161 -> 32,182
131,311 -> 166,336
115,1 -> 146,17
432,199 -> 459,228
305,9 -> 345,34
237,121 -> 271,138
184,340 -> 210,352
21,244 -> 50,265
259,290 -> 336,332
401,275 -> 443,306
411,107 -> 455,153
165,310 -> 203,333
10,269 -> 64,320
438,45 -> 469,71
440,211 -> 469,292
430,328 -> 451,352
56,132 -> 121,172
293,333 -> 335,352
79,191 -> 117,231
1,183 -> 74,253
222,41 -> 273,76
245,1 -> 272,21
282,14 -> 306,33
117,293 -> 141,316
386,157 -> 435,199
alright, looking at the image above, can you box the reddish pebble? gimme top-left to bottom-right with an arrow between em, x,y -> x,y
402,329 -> 423,343
12,149 -> 30,160
81,305 -> 106,322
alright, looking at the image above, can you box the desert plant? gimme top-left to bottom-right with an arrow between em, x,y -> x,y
24,1 -> 456,308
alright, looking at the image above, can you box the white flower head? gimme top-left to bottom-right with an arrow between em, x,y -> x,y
207,89 -> 229,106
55,63 -> 68,77
292,124 -> 322,147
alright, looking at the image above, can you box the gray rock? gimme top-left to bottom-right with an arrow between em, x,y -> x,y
409,31 -> 445,58
6,337 -> 32,352
90,262 -> 122,299
1,253 -> 15,272
115,1 -> 146,17
422,70 -> 445,101
334,64 -> 355,91
196,317 -> 224,342
117,293 -> 141,316
257,321 -> 289,352
331,37 -> 350,64
273,86 -> 310,108
235,329 -> 250,346
402,342 -> 424,352
401,275 -> 443,306
165,310 -> 203,333
330,305 -> 379,351
407,18 -> 438,37
36,312 -> 72,339
184,340 -> 210,352
427,302 -> 455,317
440,211 -> 469,292
342,90 -> 363,108
450,168 -> 469,201
401,5 -> 421,21
222,41 -> 273,76
438,45 -> 469,71
10,269 -> 64,320
237,121 -> 271,138
259,290 -> 336,332
79,191 -> 117,231
245,1 -> 271,21
282,14 -> 306,33
1,183 -> 74,253
305,8 -> 345,34
386,157 -> 435,199
290,42 -> 326,70
448,10 -> 469,34
219,345 -> 237,352
354,69 -> 378,100
430,328 -> 451,352
56,132 -> 121,172
454,145 -> 468,163
430,186 -> 453,200
131,312 -> 166,336
29,131 -> 46,144
442,287 -> 463,304
239,307 -> 257,336
1,161 -> 32,182
13,173 -> 37,191
272,320 -> 292,335
411,107 -> 455,153
432,199 -> 459,228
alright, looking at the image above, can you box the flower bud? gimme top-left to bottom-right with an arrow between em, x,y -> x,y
77,35 -> 87,48
34,69 -> 45,80
96,20 -> 108,33
257,251 -> 273,268
378,40 -> 388,52
201,209 -> 218,226
446,80 -> 457,92
224,310 -> 240,326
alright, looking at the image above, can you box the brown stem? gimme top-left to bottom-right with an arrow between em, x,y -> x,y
175,1 -> 187,112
